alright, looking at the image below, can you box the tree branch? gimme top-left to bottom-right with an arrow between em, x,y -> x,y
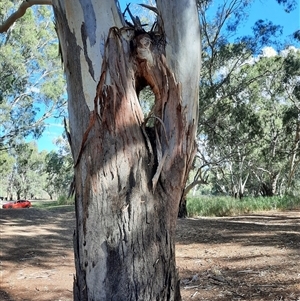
0,0 -> 52,33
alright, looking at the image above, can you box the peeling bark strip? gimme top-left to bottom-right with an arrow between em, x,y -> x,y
53,0 -> 201,300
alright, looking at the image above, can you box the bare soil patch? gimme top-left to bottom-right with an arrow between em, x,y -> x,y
0,206 -> 299,301
0,206 -> 75,301
177,211 -> 300,301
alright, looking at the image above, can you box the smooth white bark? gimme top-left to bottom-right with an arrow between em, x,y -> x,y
54,0 -> 123,111
157,0 -> 201,122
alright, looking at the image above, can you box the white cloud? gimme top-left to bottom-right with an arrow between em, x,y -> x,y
261,46 -> 277,58
280,46 -> 299,57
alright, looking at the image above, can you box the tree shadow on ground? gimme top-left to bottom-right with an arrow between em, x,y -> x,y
176,211 -> 300,301
0,206 -> 75,269
0,206 -> 75,301
1,207 -> 299,301
176,211 -> 300,251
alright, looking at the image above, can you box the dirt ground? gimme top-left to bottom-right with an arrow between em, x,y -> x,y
0,204 -> 299,301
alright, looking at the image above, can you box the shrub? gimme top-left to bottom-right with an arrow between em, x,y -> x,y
57,195 -> 74,205
186,195 -> 300,217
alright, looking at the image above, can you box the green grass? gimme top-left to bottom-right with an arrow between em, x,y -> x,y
31,201 -> 74,212
32,195 -> 74,210
30,195 -> 300,216
32,200 -> 60,208
186,195 -> 300,217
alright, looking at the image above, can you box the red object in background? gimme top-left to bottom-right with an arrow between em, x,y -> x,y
2,200 -> 32,209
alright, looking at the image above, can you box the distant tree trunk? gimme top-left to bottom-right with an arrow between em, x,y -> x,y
270,173 -> 280,196
260,173 -> 279,197
287,119 -> 300,189
260,182 -> 273,196
53,0 -> 201,300
178,166 -> 209,218
178,195 -> 188,218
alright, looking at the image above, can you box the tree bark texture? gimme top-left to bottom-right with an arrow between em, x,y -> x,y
53,1 -> 201,300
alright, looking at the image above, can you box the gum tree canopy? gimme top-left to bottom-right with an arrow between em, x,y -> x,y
1,0 -> 201,300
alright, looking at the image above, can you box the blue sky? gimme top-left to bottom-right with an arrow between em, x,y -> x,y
244,0 -> 299,39
34,0 -> 299,153
34,117 -> 65,152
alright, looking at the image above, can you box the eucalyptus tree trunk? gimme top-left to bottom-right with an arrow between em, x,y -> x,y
53,0 -> 200,300
287,119 -> 300,189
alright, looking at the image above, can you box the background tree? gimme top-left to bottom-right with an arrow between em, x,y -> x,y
197,47 -> 300,197
0,137 -> 73,201
178,0 -> 285,215
0,149 -> 14,199
249,48 -> 300,196
44,134 -> 73,200
7,142 -> 47,199
0,1 -> 66,150
181,0 -> 299,201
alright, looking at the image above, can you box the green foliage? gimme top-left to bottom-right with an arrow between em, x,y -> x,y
0,2 -> 66,150
187,195 -> 300,217
0,138 -> 73,200
9,142 -> 47,199
57,194 -> 74,205
0,149 -> 14,174
194,0 -> 300,200
196,36 -> 300,197
0,149 -> 14,197
44,137 -> 73,199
